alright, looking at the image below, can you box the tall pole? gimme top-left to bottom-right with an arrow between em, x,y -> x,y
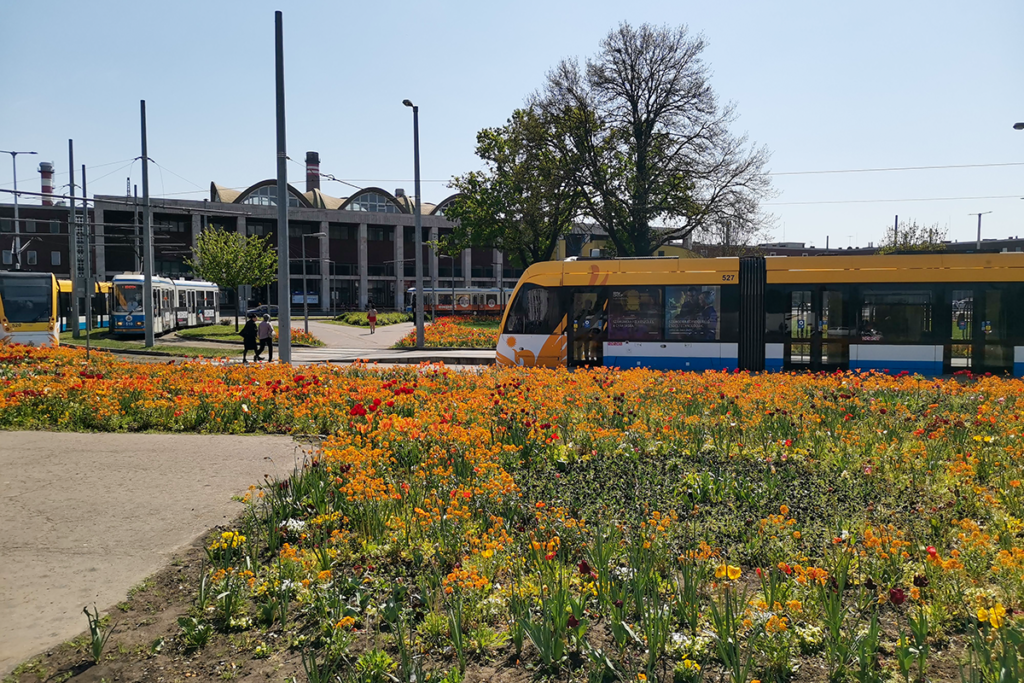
970,211 -> 992,251
68,140 -> 80,338
275,10 -> 292,363
403,99 -> 424,349
1,149 -> 37,270
302,234 -> 308,334
141,100 -> 155,347
82,164 -> 91,360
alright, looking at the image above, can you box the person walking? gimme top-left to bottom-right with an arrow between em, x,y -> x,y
239,313 -> 259,363
257,314 -> 274,361
367,301 -> 378,335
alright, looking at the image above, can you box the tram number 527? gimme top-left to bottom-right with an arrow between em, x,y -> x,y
721,274 -> 736,281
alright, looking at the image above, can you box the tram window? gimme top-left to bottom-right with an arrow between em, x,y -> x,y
665,285 -> 720,341
178,291 -> 187,307
608,286 -> 663,341
859,289 -> 932,343
504,284 -> 562,335
115,284 -> 142,313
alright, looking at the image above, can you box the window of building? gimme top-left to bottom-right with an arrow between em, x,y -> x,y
241,185 -> 301,207
2,250 -> 11,265
330,225 -> 354,241
25,221 -> 36,233
346,192 -> 400,214
368,226 -> 393,241
50,221 -> 60,233
26,251 -> 37,266
51,251 -> 61,266
0,219 -> 11,233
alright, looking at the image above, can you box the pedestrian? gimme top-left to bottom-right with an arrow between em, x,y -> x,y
239,313 -> 259,363
367,301 -> 378,335
257,314 -> 274,361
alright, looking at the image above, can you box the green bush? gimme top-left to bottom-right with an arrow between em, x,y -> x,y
333,311 -> 415,327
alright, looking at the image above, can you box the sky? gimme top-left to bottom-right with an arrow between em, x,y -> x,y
1,0 -> 1022,249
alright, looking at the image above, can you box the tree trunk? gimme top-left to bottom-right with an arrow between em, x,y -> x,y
235,286 -> 241,332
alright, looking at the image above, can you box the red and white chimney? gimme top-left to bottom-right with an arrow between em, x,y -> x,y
305,151 -> 320,192
38,162 -> 54,206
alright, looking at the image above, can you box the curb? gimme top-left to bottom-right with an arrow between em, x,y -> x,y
325,356 -> 495,366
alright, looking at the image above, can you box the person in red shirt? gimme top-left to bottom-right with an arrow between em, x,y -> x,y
367,302 -> 378,334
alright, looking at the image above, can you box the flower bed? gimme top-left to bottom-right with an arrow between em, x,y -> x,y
4,346 -> 1024,681
394,316 -> 499,348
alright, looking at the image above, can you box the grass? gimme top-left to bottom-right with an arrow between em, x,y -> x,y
175,324 -> 243,340
59,330 -> 241,358
329,311 -> 414,328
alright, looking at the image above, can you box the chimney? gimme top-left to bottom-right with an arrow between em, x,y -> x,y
38,161 -> 54,206
305,151 -> 320,192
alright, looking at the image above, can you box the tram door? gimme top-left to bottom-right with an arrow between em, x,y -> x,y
976,288 -> 1013,374
568,290 -> 607,367
784,288 -> 849,371
948,289 -> 974,372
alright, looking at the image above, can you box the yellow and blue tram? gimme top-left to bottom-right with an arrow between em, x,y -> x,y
0,271 -> 60,347
497,253 -> 1024,376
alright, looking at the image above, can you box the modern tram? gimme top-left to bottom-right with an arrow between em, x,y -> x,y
0,271 -> 60,347
497,253 -> 1024,376
111,273 -> 220,336
406,287 -> 506,314
58,279 -> 113,332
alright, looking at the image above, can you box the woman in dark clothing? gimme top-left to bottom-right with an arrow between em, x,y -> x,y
239,314 -> 259,363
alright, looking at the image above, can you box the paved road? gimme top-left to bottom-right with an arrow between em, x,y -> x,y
0,432 -> 304,676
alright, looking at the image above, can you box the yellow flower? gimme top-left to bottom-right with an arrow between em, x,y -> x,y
637,674 -> 647,681
786,600 -> 802,613
727,565 -> 742,581
978,607 -> 990,623
715,564 -> 727,579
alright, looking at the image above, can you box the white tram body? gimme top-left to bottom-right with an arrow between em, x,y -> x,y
112,274 -> 220,336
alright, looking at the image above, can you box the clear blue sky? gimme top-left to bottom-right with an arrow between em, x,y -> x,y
2,0 -> 1022,249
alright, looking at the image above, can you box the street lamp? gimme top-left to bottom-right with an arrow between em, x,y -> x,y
403,99 -> 425,349
1,150 -> 38,270
1014,123 -> 1024,130
302,231 -> 327,334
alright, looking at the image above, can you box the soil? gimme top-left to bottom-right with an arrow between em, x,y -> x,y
2,527 -> 532,683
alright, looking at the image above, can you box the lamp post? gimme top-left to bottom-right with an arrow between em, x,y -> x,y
302,231 -> 327,334
1014,123 -> 1024,130
969,212 -> 992,251
403,99 -> 425,349
1,150 -> 38,270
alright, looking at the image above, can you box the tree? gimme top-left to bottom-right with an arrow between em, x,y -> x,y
534,22 -> 774,256
185,229 -> 278,330
443,108 -> 582,268
877,219 -> 948,254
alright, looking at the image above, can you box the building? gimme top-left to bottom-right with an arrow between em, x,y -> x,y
0,152 -> 524,313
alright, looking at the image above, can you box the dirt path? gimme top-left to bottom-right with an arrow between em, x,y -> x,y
0,432 -> 305,676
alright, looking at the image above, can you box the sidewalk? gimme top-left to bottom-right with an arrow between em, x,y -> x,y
0,432 -> 303,676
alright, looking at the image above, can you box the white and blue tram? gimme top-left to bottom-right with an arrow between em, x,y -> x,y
112,273 -> 220,336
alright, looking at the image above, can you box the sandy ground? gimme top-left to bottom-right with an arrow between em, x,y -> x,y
0,432 -> 306,676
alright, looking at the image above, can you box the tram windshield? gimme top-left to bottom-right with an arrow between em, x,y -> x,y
0,274 -> 52,323
114,283 -> 144,313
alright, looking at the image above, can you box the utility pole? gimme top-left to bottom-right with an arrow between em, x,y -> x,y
68,140 -> 80,338
894,215 -> 899,247
133,184 -> 140,272
274,10 -> 292,363
82,164 -> 91,360
969,212 -> 992,251
0,149 -> 37,271
141,100 -> 155,347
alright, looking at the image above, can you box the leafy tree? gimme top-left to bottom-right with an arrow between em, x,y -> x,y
185,229 -> 278,330
877,219 -> 948,254
534,22 -> 774,256
444,108 -> 582,268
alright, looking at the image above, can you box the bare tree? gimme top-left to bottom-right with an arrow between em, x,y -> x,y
534,22 -> 774,256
